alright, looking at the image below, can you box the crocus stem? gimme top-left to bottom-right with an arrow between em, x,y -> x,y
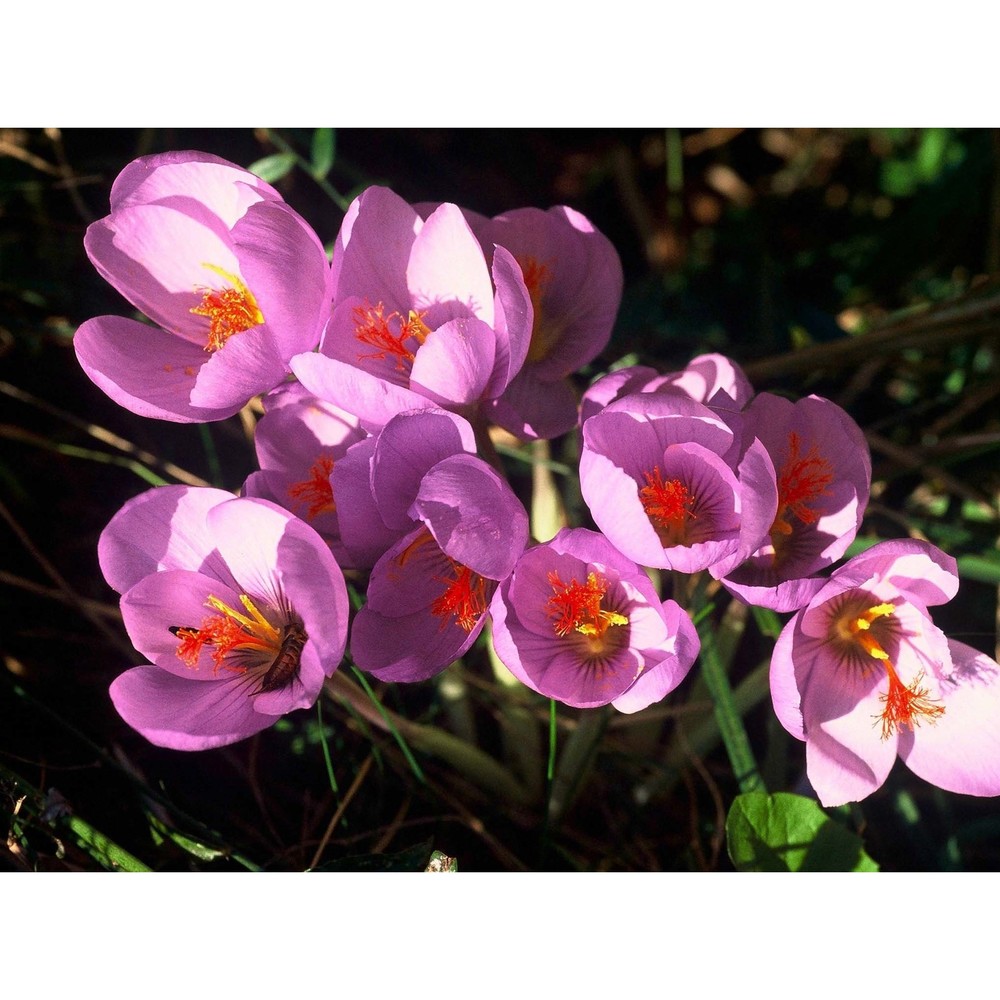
695,609 -> 766,794
65,815 -> 151,872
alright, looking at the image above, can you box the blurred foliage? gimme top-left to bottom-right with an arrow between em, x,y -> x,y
2,128 -> 1000,871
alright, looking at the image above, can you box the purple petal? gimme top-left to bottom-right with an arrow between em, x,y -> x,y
99,485 -> 235,594
187,325 -> 288,410
290,352 -> 435,431
334,186 -> 419,311
110,666 -> 280,750
486,245 -> 534,396
898,641 -> 1000,796
489,368 -> 580,441
331,436 -> 401,569
412,453 -> 529,579
110,151 -> 281,220
231,201 -> 332,358
409,317 -> 497,407
74,315 -> 237,422
371,409 -> 477,531
85,203 -> 239,340
407,203 -> 494,327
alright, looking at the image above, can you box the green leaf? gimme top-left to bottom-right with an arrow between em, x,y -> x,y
726,791 -> 879,872
147,815 -> 227,862
310,128 -> 336,180
248,152 -> 296,184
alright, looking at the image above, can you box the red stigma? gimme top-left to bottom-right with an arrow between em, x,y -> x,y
772,432 -> 833,536
639,467 -> 695,536
288,455 -> 336,520
190,268 -> 264,352
354,301 -> 429,371
430,563 -> 487,632
546,570 -> 628,639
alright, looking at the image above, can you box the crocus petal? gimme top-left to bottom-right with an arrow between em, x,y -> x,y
805,722 -> 897,808
330,437 -> 401,569
611,600 -> 700,714
98,484 -> 235,594
486,245 -> 534,396
231,200 -> 332,357
407,203 -> 494,328
110,666 -> 280,750
371,409 -> 477,531
409,317 -> 497,407
120,569 -> 242,675
411,453 -> 529,580
74,315 -> 237,422
85,204 -> 240,340
188,325 -> 288,410
334,186 -> 419,312
290,352 -> 435,431
898,641 -> 1000,796
489,367 -> 581,441
353,603 -> 487,683
110,151 -> 280,220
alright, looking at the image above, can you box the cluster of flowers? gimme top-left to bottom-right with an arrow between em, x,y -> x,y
77,151 -> 1000,808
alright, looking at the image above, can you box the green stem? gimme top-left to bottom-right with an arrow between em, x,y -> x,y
65,816 -> 151,872
695,610 -> 765,794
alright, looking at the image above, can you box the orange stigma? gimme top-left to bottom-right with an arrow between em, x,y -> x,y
639,467 -> 695,545
354,301 -> 430,371
173,594 -> 282,674
190,264 -> 264,352
547,570 -> 628,640
288,455 -> 336,520
837,600 -> 945,739
771,432 -> 833,538
517,255 -> 558,364
430,562 -> 487,632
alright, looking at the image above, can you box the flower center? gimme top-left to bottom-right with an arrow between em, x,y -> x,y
430,563 -> 488,632
832,599 -> 944,739
190,264 -> 264,352
288,455 -> 336,520
639,466 -> 695,545
547,570 -> 628,645
172,593 -> 305,694
770,432 -> 833,545
518,255 -> 559,364
354,300 -> 430,371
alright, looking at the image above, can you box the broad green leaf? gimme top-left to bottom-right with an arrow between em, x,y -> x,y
726,791 -> 879,872
311,128 -> 336,180
248,152 -> 296,184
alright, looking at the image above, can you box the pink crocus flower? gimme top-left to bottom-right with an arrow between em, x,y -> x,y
75,151 -> 332,422
327,406 -> 481,571
580,390 -> 777,576
580,353 -> 753,426
770,540 -> 1000,806
351,453 -> 529,682
471,205 -> 624,439
291,185 -> 533,431
100,486 -> 348,749
490,528 -> 699,711
721,393 -> 871,611
242,384 -> 367,567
